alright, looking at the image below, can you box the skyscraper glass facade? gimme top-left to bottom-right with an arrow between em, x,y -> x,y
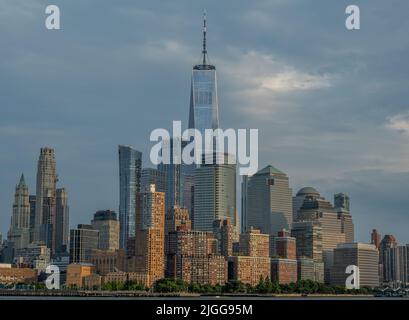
118,145 -> 142,249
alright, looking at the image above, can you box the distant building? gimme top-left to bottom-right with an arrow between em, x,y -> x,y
379,234 -> 398,282
7,174 -> 31,252
331,243 -> 379,288
91,210 -> 120,251
193,153 -> 236,231
334,193 -> 354,243
244,165 -> 293,236
292,187 -> 320,222
272,229 -> 296,260
228,256 -> 271,286
91,249 -> 126,275
0,264 -> 37,285
69,224 -> 99,263
34,147 -> 58,254
382,245 -> 409,285
131,184 -> 165,287
55,188 -> 69,255
166,229 -> 226,285
271,258 -> 298,284
66,263 -> 95,288
291,221 -> 323,262
228,228 -> 271,286
118,145 -> 142,250
297,191 -> 347,284
371,229 -> 381,250
239,228 -> 270,258
213,219 -> 238,259
14,244 -> 51,271
141,168 -> 165,193
158,139 -> 184,213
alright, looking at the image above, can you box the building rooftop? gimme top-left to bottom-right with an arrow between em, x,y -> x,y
296,187 -> 320,197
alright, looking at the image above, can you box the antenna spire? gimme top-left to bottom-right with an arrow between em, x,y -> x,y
202,10 -> 207,65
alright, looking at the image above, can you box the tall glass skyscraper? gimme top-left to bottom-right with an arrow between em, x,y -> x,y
188,12 -> 219,137
118,145 -> 142,249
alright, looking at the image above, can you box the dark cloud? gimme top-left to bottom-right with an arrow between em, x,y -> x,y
0,0 -> 408,243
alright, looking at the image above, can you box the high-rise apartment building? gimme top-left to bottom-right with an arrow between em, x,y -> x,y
213,219 -> 238,259
91,210 -> 120,251
55,188 -> 69,255
34,147 -> 57,253
118,145 -> 142,249
166,229 -> 226,285
69,224 -> 99,263
244,165 -> 293,236
7,174 -> 31,251
331,243 -> 379,288
228,228 -> 270,286
193,153 -> 236,231
132,184 -> 165,286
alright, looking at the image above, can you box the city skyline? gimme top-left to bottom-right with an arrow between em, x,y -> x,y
1,1 -> 409,244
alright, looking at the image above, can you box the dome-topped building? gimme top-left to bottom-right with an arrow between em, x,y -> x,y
296,187 -> 320,197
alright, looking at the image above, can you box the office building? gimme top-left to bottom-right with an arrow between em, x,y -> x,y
188,12 -> 219,138
331,243 -> 379,288
244,165 -> 293,236
7,174 -> 31,251
382,245 -> 409,285
193,152 -> 236,231
91,210 -> 120,251
297,191 -> 347,284
55,188 -> 69,255
292,187 -> 320,222
14,244 -> 50,271
371,229 -> 381,250
118,145 -> 142,249
34,147 -> 57,253
69,224 -> 99,263
141,168 -> 165,193
334,193 -> 354,243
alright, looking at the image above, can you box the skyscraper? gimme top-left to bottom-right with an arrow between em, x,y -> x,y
118,145 -> 142,249
292,187 -> 320,222
188,12 -> 219,137
132,184 -> 165,286
55,188 -> 69,255
34,147 -> 57,254
141,168 -> 165,193
193,153 -> 236,231
7,174 -> 31,251
298,192 -> 347,284
158,139 -> 184,212
334,193 -> 354,243
244,165 -> 293,236
371,229 -> 381,250
91,210 -> 120,251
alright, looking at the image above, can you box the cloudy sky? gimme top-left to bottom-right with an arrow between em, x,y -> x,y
1,0 -> 408,243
